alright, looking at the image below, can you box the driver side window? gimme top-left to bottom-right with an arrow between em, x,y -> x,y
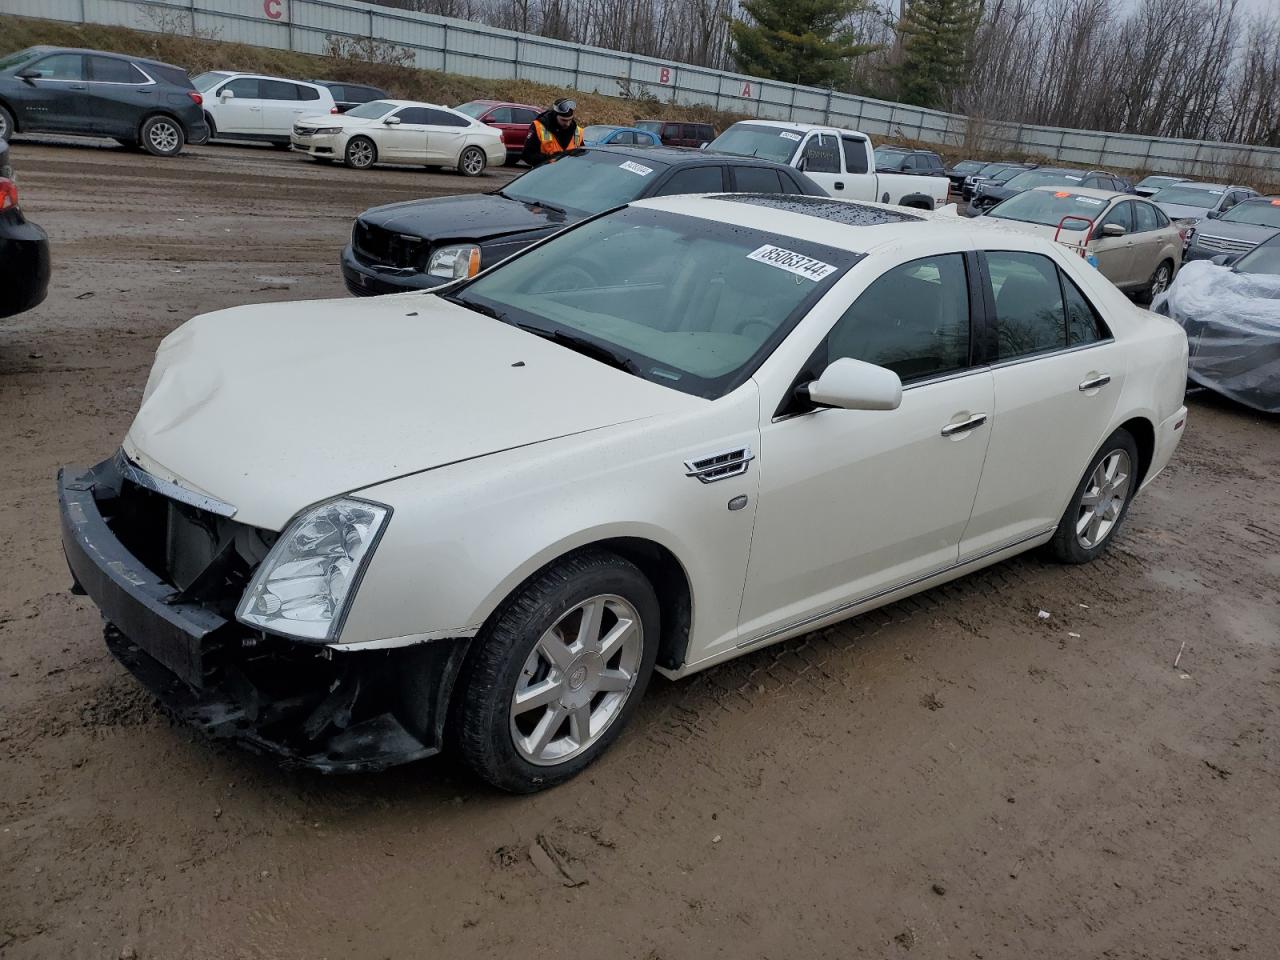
823,254 -> 971,383
801,135 -> 841,174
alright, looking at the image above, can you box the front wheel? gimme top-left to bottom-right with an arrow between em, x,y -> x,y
1045,428 -> 1140,563
453,550 -> 659,793
344,136 -> 376,169
140,115 -> 184,157
0,104 -> 14,142
458,145 -> 487,177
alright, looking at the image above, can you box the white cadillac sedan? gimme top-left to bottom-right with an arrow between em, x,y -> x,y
59,195 -> 1188,792
290,98 -> 505,174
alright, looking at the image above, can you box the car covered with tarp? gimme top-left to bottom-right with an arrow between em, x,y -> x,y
1154,233 -> 1280,413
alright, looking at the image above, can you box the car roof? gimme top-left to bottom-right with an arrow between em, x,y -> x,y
206,71 -> 330,86
585,144 -> 787,166
1029,185 -> 1129,201
637,118 -> 714,125
1170,181 -> 1230,191
309,80 -> 385,90
22,45 -> 186,72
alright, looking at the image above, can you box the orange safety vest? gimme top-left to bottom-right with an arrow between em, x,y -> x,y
533,118 -> 583,157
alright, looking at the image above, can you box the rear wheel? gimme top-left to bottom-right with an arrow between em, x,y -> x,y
344,136 -> 376,169
139,115 -> 184,157
1046,428 -> 1140,563
458,145 -> 487,177
0,104 -> 13,142
1140,259 -> 1174,304
453,550 -> 659,793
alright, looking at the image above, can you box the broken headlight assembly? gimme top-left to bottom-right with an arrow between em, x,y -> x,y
427,244 -> 481,279
236,498 -> 390,643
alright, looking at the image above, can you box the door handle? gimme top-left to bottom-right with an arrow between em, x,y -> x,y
834,181 -> 845,190
940,413 -> 987,437
1078,374 -> 1111,391
69,84 -> 88,91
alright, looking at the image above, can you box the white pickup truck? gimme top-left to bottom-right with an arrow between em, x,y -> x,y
706,120 -> 950,210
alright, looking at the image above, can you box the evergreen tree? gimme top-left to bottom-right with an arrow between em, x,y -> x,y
895,0 -> 984,109
730,0 -> 880,88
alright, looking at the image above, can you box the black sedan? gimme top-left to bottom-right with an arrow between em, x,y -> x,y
0,138 -> 51,320
341,145 -> 825,296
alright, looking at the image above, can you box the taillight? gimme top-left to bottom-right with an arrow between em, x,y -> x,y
330,106 -> 339,114
0,178 -> 17,211
188,91 -> 203,106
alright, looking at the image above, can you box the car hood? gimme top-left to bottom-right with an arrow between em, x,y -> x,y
1156,201 -> 1215,221
122,294 -> 700,529
357,192 -> 574,244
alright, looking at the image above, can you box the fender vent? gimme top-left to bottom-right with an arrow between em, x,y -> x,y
684,446 -> 753,484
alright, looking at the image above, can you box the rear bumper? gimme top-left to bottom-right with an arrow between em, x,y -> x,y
340,244 -> 448,296
1143,405 -> 1188,490
0,209 -> 51,320
58,457 -> 467,773
186,117 -> 211,145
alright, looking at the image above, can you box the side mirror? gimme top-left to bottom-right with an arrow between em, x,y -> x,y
219,89 -> 235,100
1101,223 -> 1126,238
806,358 -> 902,411
1210,253 -> 1239,266
383,116 -> 401,125
16,68 -> 39,83
1206,209 -> 1221,219
699,142 -> 709,149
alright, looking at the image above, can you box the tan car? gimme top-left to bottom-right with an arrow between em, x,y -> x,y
980,186 -> 1183,301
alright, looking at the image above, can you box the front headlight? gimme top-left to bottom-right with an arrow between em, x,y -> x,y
236,498 -> 390,643
427,244 -> 481,279
312,127 -> 343,135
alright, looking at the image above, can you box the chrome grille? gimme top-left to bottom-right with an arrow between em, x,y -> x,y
1196,233 -> 1256,253
684,446 -> 753,484
352,220 -> 427,269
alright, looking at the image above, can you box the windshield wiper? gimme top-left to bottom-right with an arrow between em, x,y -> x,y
515,322 -> 641,375
441,294 -> 506,322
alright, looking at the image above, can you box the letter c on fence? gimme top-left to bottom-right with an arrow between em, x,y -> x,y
264,0 -> 283,20
659,67 -> 671,84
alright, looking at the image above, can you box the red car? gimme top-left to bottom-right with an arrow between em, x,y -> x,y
455,100 -> 541,160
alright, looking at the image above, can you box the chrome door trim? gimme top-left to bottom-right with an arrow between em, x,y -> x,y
986,338 -> 1116,372
940,413 -> 987,436
736,526 -> 1053,650
1078,374 -> 1112,391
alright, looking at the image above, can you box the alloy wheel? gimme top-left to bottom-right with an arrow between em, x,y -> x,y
1151,263 -> 1171,296
0,112 -> 9,141
148,120 -> 179,154
462,147 -> 485,176
1076,449 -> 1132,549
509,594 -> 643,766
348,139 -> 374,168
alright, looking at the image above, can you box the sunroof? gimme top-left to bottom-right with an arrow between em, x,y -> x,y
713,194 -> 925,225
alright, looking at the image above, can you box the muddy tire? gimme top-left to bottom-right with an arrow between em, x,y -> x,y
453,550 -> 659,793
1046,428 -> 1140,564
139,115 -> 184,157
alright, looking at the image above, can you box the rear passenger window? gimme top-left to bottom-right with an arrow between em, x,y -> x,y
800,135 -> 841,174
734,166 -> 784,193
824,254 -> 970,382
297,85 -> 320,101
1063,272 -> 1109,346
89,56 -> 143,83
424,108 -> 470,127
987,252 -> 1067,359
512,108 -> 537,124
841,137 -> 869,174
654,166 -> 725,196
260,79 -> 300,100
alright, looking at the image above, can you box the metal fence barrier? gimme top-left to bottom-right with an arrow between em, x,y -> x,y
3,0 -> 1278,181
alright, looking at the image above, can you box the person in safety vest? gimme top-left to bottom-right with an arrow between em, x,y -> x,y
521,98 -> 583,167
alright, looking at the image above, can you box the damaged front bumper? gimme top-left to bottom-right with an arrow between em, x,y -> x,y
58,457 -> 469,773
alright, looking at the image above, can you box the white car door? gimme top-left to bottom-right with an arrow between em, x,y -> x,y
738,252 -> 994,645
211,77 -> 263,135
959,250 -> 1126,559
258,79 -> 316,137
421,107 -> 472,163
796,131 -> 848,198
376,106 -> 431,161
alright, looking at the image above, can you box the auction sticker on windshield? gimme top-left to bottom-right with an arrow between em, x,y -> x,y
747,245 -> 837,281
778,131 -> 802,141
619,161 -> 653,176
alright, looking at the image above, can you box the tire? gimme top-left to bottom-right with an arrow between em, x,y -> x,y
458,145 -> 487,177
344,136 -> 376,169
139,115 -> 184,157
1045,428 -> 1141,564
453,550 -> 660,793
203,112 -> 217,140
0,103 -> 14,142
1139,259 -> 1174,304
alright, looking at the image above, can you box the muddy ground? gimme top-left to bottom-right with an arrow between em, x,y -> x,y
1,138 -> 1277,960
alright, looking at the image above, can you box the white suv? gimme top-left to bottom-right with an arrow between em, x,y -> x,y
192,71 -> 337,147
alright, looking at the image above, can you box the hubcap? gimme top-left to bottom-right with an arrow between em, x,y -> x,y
509,594 -> 643,766
1076,449 -> 1132,549
149,121 -> 179,153
1152,265 -> 1170,295
350,141 -> 373,167
0,114 -> 9,139
463,149 -> 483,174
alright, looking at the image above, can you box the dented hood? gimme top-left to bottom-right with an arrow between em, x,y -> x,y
123,293 -> 698,529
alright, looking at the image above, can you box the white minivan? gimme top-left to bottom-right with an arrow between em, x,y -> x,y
192,71 -> 338,148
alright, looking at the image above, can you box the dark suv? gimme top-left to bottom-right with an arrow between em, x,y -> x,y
1,138 -> 52,320
309,80 -> 388,113
635,120 -> 716,148
0,46 -> 208,156
873,147 -> 946,177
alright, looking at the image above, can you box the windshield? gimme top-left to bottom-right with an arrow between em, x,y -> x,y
635,121 -> 662,133
1220,199 -> 1280,228
454,101 -> 491,118
1138,175 -> 1182,189
992,166 -> 1027,184
953,161 -> 984,173
976,163 -> 1011,176
446,206 -> 857,398
1003,170 -> 1084,191
1152,185 -> 1223,208
987,190 -> 1110,231
705,124 -> 801,164
500,150 -> 672,215
0,48 -> 41,72
191,71 -> 230,93
582,125 -> 618,141
344,100 -> 397,119
1234,235 -> 1280,276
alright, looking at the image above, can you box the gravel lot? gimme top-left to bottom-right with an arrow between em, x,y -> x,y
1,138 -> 1278,960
